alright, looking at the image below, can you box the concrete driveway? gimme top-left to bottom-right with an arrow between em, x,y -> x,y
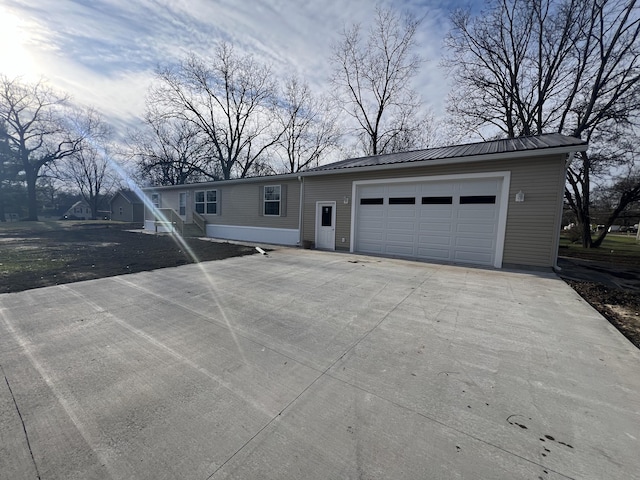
1,248 -> 639,480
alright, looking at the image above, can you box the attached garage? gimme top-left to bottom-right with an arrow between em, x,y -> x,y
353,174 -> 508,267
302,133 -> 589,269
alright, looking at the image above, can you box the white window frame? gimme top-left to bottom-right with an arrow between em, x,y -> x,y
263,185 -> 281,216
151,193 -> 161,209
195,190 -> 217,215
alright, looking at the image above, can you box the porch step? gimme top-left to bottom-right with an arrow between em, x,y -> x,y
181,223 -> 206,238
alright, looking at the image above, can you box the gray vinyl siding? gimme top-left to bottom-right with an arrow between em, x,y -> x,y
303,154 -> 567,267
303,177 -> 354,251
203,180 -> 299,229
110,195 -> 143,223
144,180 -> 300,230
110,195 -> 130,222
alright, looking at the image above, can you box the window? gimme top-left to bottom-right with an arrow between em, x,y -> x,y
460,195 -> 496,204
179,193 -> 186,216
389,197 -> 416,205
360,198 -> 384,205
151,193 -> 160,208
119,207 -> 123,215
195,190 -> 217,214
321,205 -> 333,226
422,196 -> 453,204
264,185 -> 281,216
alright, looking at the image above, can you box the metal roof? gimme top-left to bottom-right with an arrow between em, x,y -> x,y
310,133 -> 587,172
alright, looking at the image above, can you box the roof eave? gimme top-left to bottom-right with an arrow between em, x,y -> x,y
302,143 -> 587,177
141,172 -> 302,191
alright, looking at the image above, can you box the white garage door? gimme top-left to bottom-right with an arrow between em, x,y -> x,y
355,177 -> 504,266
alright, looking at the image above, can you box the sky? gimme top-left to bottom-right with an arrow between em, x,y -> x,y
0,0 -> 471,141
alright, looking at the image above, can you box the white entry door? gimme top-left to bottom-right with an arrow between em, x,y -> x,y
316,202 -> 336,250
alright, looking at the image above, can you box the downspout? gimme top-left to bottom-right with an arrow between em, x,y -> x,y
298,175 -> 304,246
553,153 -> 573,271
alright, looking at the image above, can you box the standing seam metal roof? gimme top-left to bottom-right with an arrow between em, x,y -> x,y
311,133 -> 587,172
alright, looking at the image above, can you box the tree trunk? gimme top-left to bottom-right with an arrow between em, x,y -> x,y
25,168 -> 39,221
579,152 -> 592,248
580,221 -> 593,248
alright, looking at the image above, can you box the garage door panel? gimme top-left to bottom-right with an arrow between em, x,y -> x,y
454,250 -> 494,263
385,244 -> 415,256
420,210 -> 454,220
418,222 -> 452,233
386,233 -> 415,243
358,242 -> 384,253
388,184 -> 418,195
419,234 -> 452,245
455,223 -> 496,234
459,178 -> 500,194
359,230 -> 384,241
455,236 -> 494,248
356,178 -> 502,266
457,209 -> 497,220
360,185 -> 385,196
417,247 -> 452,259
359,205 -> 384,215
388,220 -> 417,230
359,218 -> 385,229
420,183 -> 455,195
388,207 -> 416,218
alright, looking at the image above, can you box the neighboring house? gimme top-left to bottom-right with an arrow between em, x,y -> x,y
63,200 -> 92,220
111,189 -> 144,223
143,133 -> 588,269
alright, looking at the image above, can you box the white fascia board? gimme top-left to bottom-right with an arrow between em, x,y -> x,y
141,173 -> 301,192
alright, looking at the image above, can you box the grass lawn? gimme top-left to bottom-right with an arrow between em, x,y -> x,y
559,233 -> 640,267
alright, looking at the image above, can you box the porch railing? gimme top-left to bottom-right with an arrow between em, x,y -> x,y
153,208 -> 184,236
192,210 -> 207,235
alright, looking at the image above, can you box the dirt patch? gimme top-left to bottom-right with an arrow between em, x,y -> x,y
564,279 -> 640,350
0,222 -> 257,294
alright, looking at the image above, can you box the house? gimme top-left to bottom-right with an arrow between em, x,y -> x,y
63,200 -> 92,220
110,189 -> 144,223
143,133 -> 588,269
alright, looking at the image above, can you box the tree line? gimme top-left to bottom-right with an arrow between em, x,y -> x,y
1,1 -> 638,249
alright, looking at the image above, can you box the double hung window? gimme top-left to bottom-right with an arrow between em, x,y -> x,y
195,190 -> 217,214
264,185 -> 281,216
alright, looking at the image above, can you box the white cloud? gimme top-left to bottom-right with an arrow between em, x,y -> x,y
2,0 -> 457,138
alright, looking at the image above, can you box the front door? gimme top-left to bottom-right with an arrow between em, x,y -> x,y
315,202 -> 336,250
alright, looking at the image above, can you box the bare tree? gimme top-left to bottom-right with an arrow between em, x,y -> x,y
330,5 -> 432,155
59,147 -> 112,220
0,120 -> 22,221
273,77 -> 341,173
128,114 -> 216,185
149,43 -> 282,179
444,0 -> 640,247
0,75 -> 95,220
50,110 -> 116,219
